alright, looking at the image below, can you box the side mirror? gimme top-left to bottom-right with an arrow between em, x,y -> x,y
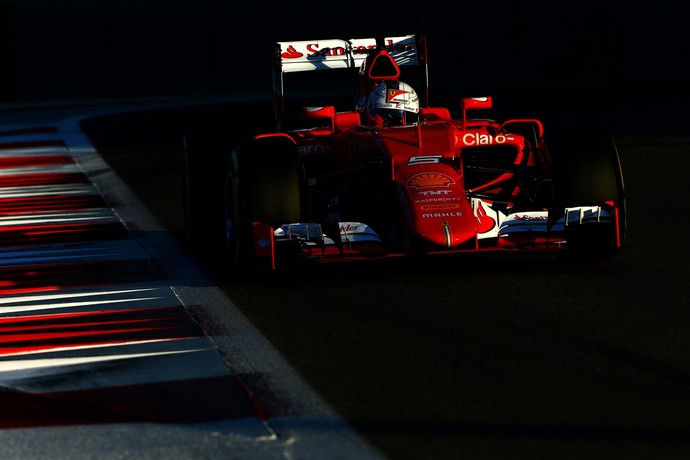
461,96 -> 492,110
301,106 -> 335,123
461,97 -> 492,126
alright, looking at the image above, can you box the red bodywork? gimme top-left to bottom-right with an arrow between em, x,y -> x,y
254,100 -> 553,267
239,35 -> 621,268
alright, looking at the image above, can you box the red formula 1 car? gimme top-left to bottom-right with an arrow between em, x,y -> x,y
186,34 -> 625,273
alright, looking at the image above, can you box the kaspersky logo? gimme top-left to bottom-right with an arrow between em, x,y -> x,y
406,173 -> 455,189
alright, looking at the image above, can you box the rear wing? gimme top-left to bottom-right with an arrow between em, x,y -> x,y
272,34 -> 428,131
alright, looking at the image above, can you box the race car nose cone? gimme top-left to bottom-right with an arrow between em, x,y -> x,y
409,196 -> 477,248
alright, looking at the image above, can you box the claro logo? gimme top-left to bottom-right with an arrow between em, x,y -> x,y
462,133 -> 515,146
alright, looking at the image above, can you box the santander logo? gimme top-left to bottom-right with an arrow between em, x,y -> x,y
280,37 -> 416,61
281,45 -> 303,59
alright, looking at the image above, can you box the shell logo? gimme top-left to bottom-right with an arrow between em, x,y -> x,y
406,173 -> 455,189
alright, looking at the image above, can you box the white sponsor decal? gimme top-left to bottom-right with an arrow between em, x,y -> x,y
422,212 -> 463,218
407,155 -> 442,165
415,196 -> 461,203
462,132 -> 515,146
298,143 -> 329,155
417,189 -> 452,196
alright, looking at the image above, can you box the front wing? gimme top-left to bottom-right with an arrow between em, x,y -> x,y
249,205 -> 621,269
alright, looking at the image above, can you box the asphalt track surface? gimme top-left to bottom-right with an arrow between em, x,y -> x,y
0,105 -> 384,460
2,83 -> 690,459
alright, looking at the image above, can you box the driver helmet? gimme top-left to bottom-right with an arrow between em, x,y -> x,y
366,80 -> 420,127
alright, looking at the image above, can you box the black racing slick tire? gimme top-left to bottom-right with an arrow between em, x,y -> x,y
224,135 -> 305,274
546,127 -> 626,258
182,126 -> 231,249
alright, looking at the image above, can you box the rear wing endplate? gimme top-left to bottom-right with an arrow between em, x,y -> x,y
272,34 -> 428,130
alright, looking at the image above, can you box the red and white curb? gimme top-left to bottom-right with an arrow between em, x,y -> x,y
0,112 -> 386,460
0,124 -> 273,436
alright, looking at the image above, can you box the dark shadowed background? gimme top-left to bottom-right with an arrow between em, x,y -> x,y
1,0 -> 688,105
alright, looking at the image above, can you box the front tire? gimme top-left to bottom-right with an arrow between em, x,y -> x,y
547,127 -> 626,258
182,126 -> 232,250
225,136 -> 305,274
